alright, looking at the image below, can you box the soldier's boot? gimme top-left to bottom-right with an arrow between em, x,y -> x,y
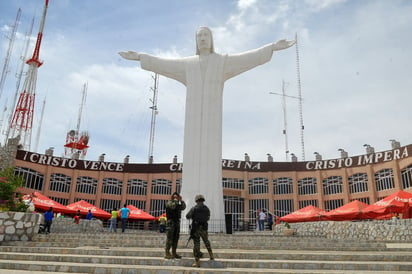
207,248 -> 215,260
172,248 -> 182,259
164,249 -> 172,259
192,257 -> 200,267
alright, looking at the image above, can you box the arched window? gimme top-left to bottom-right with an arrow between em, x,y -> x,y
102,178 -> 123,195
374,169 -> 394,191
322,176 -> 343,195
273,177 -> 293,195
223,177 -> 244,190
151,179 -> 172,195
248,177 -> 268,194
49,173 -> 71,193
348,173 -> 368,194
76,176 -> 98,194
298,177 -> 317,195
14,167 -> 44,191
127,179 -> 147,196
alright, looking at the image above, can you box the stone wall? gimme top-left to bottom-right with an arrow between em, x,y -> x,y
50,217 -> 105,233
0,212 -> 43,241
273,219 -> 412,241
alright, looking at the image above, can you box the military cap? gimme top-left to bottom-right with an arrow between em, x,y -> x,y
195,194 -> 205,202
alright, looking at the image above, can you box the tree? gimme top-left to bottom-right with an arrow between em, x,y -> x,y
0,167 -> 27,212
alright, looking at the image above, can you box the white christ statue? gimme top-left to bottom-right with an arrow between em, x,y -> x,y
119,26 -> 295,232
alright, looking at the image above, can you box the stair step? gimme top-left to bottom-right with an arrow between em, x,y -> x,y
0,252 -> 411,271
1,259 -> 412,274
0,247 -> 411,262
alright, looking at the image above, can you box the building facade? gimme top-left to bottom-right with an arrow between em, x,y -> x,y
13,144 -> 412,230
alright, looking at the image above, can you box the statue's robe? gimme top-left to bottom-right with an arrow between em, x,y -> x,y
140,44 -> 274,231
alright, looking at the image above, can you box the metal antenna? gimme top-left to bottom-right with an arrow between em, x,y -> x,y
4,17 -> 35,142
270,80 -> 301,161
148,73 -> 159,163
0,8 -> 21,100
295,33 -> 305,161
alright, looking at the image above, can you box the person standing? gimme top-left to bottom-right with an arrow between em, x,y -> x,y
158,214 -> 167,233
267,213 -> 273,230
186,194 -> 214,267
119,204 -> 130,233
44,207 -> 54,234
109,207 -> 118,233
165,192 -> 186,259
258,209 -> 266,231
86,210 -> 93,220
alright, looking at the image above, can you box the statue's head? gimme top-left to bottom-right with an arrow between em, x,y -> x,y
196,26 -> 214,55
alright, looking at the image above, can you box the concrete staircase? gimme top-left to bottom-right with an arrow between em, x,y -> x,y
1,231 -> 412,273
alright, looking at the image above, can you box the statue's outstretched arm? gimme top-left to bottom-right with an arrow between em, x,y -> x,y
118,51 -> 141,61
272,39 -> 296,51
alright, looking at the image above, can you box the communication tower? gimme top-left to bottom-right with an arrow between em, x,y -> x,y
64,82 -> 89,159
148,73 -> 159,163
295,33 -> 305,160
0,8 -> 21,100
9,0 -> 50,150
4,17 -> 35,142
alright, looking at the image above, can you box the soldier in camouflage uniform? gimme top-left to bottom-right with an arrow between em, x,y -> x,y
165,192 -> 186,259
186,194 -> 214,267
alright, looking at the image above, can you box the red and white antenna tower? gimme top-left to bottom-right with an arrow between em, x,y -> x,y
64,82 -> 89,159
9,0 -> 49,150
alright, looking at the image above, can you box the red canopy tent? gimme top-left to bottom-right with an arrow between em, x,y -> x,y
23,191 -> 76,214
279,205 -> 326,223
67,200 -> 111,219
126,205 -> 156,221
361,190 -> 412,219
323,200 -> 369,221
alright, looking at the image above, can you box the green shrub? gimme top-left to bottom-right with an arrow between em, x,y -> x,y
0,167 -> 27,212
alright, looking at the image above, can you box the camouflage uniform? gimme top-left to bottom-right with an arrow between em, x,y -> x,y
165,192 -> 186,259
186,194 -> 214,267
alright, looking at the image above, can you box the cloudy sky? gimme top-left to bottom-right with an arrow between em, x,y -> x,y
0,0 -> 411,164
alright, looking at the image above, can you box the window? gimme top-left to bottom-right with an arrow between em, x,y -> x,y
374,169 -> 394,191
100,199 -> 121,213
348,173 -> 368,194
324,199 -> 344,211
223,178 -> 244,190
150,199 -> 167,218
401,165 -> 412,189
127,179 -> 147,196
322,176 -> 343,195
224,196 -> 245,231
49,173 -> 71,193
14,167 -> 44,191
248,177 -> 268,194
76,176 -> 98,194
274,199 -> 294,217
248,199 -> 269,230
176,178 -> 182,194
350,197 -> 370,204
273,177 -> 293,195
49,196 -> 69,206
298,177 -> 317,195
299,200 -> 318,209
126,199 -> 146,211
102,178 -> 123,195
151,179 -> 172,195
